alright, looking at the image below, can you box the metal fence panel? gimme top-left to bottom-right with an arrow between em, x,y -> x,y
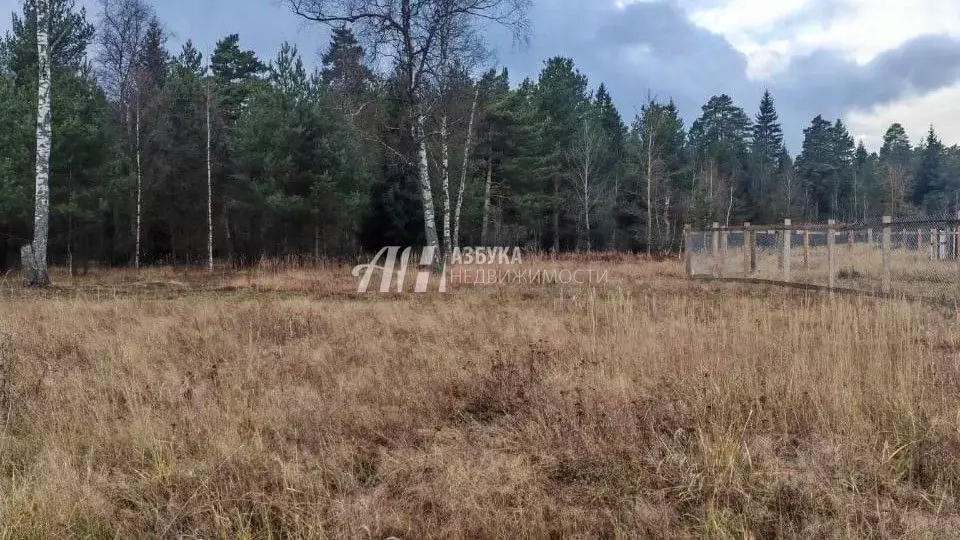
684,218 -> 960,302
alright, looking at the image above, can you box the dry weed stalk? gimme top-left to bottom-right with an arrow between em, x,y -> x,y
0,257 -> 958,537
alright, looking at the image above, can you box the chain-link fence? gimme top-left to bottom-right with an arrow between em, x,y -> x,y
685,218 -> 960,302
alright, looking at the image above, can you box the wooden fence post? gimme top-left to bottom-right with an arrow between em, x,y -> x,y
827,219 -> 836,290
720,226 -> 728,277
778,228 -> 783,271
782,219 -> 792,282
712,222 -> 720,277
867,228 -> 873,247
684,224 -> 693,278
930,228 -> 936,260
743,222 -> 752,275
917,228 -> 922,253
848,230 -> 855,252
882,216 -> 892,294
954,227 -> 959,260
803,229 -> 811,270
956,211 -> 960,260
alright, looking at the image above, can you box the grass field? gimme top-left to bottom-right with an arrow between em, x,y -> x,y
693,241 -> 960,302
1,257 -> 960,538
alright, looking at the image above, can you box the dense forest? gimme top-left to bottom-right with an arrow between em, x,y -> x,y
3,0 -> 960,273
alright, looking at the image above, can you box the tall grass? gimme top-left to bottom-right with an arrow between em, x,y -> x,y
697,241 -> 960,301
0,257 -> 958,538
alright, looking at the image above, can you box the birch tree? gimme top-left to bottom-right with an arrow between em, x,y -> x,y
452,86 -> 479,248
24,0 -> 52,287
206,75 -> 213,272
569,113 -> 604,252
475,68 -> 509,247
431,9 -> 486,255
286,0 -> 530,259
636,101 -> 670,255
97,0 -> 152,268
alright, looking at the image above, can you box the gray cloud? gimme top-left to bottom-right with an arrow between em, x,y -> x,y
494,0 -> 960,151
4,0 -> 959,151
771,34 -> 960,114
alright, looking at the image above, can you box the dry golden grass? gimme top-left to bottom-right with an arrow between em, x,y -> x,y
1,256 -> 960,538
696,242 -> 960,301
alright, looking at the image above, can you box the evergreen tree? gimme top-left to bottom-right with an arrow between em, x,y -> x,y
8,0 -> 960,270
879,123 -> 912,214
750,89 -> 783,221
2,0 -> 107,273
4,0 -> 94,84
688,94 -> 751,224
320,26 -> 372,112
211,34 -> 265,127
796,115 -> 835,219
147,41 -> 206,262
590,83 -> 625,250
497,77 -> 552,249
473,67 -> 511,246
534,57 -> 590,251
829,119 -> 855,220
851,141 -> 876,220
914,126 -> 946,214
211,34 -> 266,261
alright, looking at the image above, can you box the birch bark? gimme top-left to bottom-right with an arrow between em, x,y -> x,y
27,0 -> 52,287
453,88 -> 479,249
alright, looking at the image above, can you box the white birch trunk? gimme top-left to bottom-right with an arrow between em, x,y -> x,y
583,159 -> 591,253
135,88 -> 142,269
481,155 -> 492,246
611,173 -> 619,250
415,113 -> 440,253
646,132 -> 655,256
440,115 -> 452,255
206,78 -> 214,272
27,0 -> 52,287
453,88 -> 479,249
574,118 -> 598,253
726,182 -> 734,227
663,195 -> 672,251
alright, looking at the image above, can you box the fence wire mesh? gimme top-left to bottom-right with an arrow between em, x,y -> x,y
686,219 -> 960,302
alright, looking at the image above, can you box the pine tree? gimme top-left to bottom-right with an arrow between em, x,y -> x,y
750,89 -> 783,221
6,0 -> 94,84
914,126 -> 945,214
880,123 -> 912,214
211,34 -> 265,261
0,46 -> 33,272
688,94 -> 751,224
211,34 -> 266,127
149,41 -> 206,262
475,68 -> 511,246
592,83 -> 626,250
4,0 -> 97,282
495,77 -> 552,248
829,119 -> 855,219
320,26 -> 371,113
535,57 -> 590,251
796,115 -> 834,219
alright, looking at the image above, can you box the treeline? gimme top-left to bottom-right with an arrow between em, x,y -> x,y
2,0 -> 960,271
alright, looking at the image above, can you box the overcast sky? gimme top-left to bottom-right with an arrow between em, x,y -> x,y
3,0 -> 960,152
